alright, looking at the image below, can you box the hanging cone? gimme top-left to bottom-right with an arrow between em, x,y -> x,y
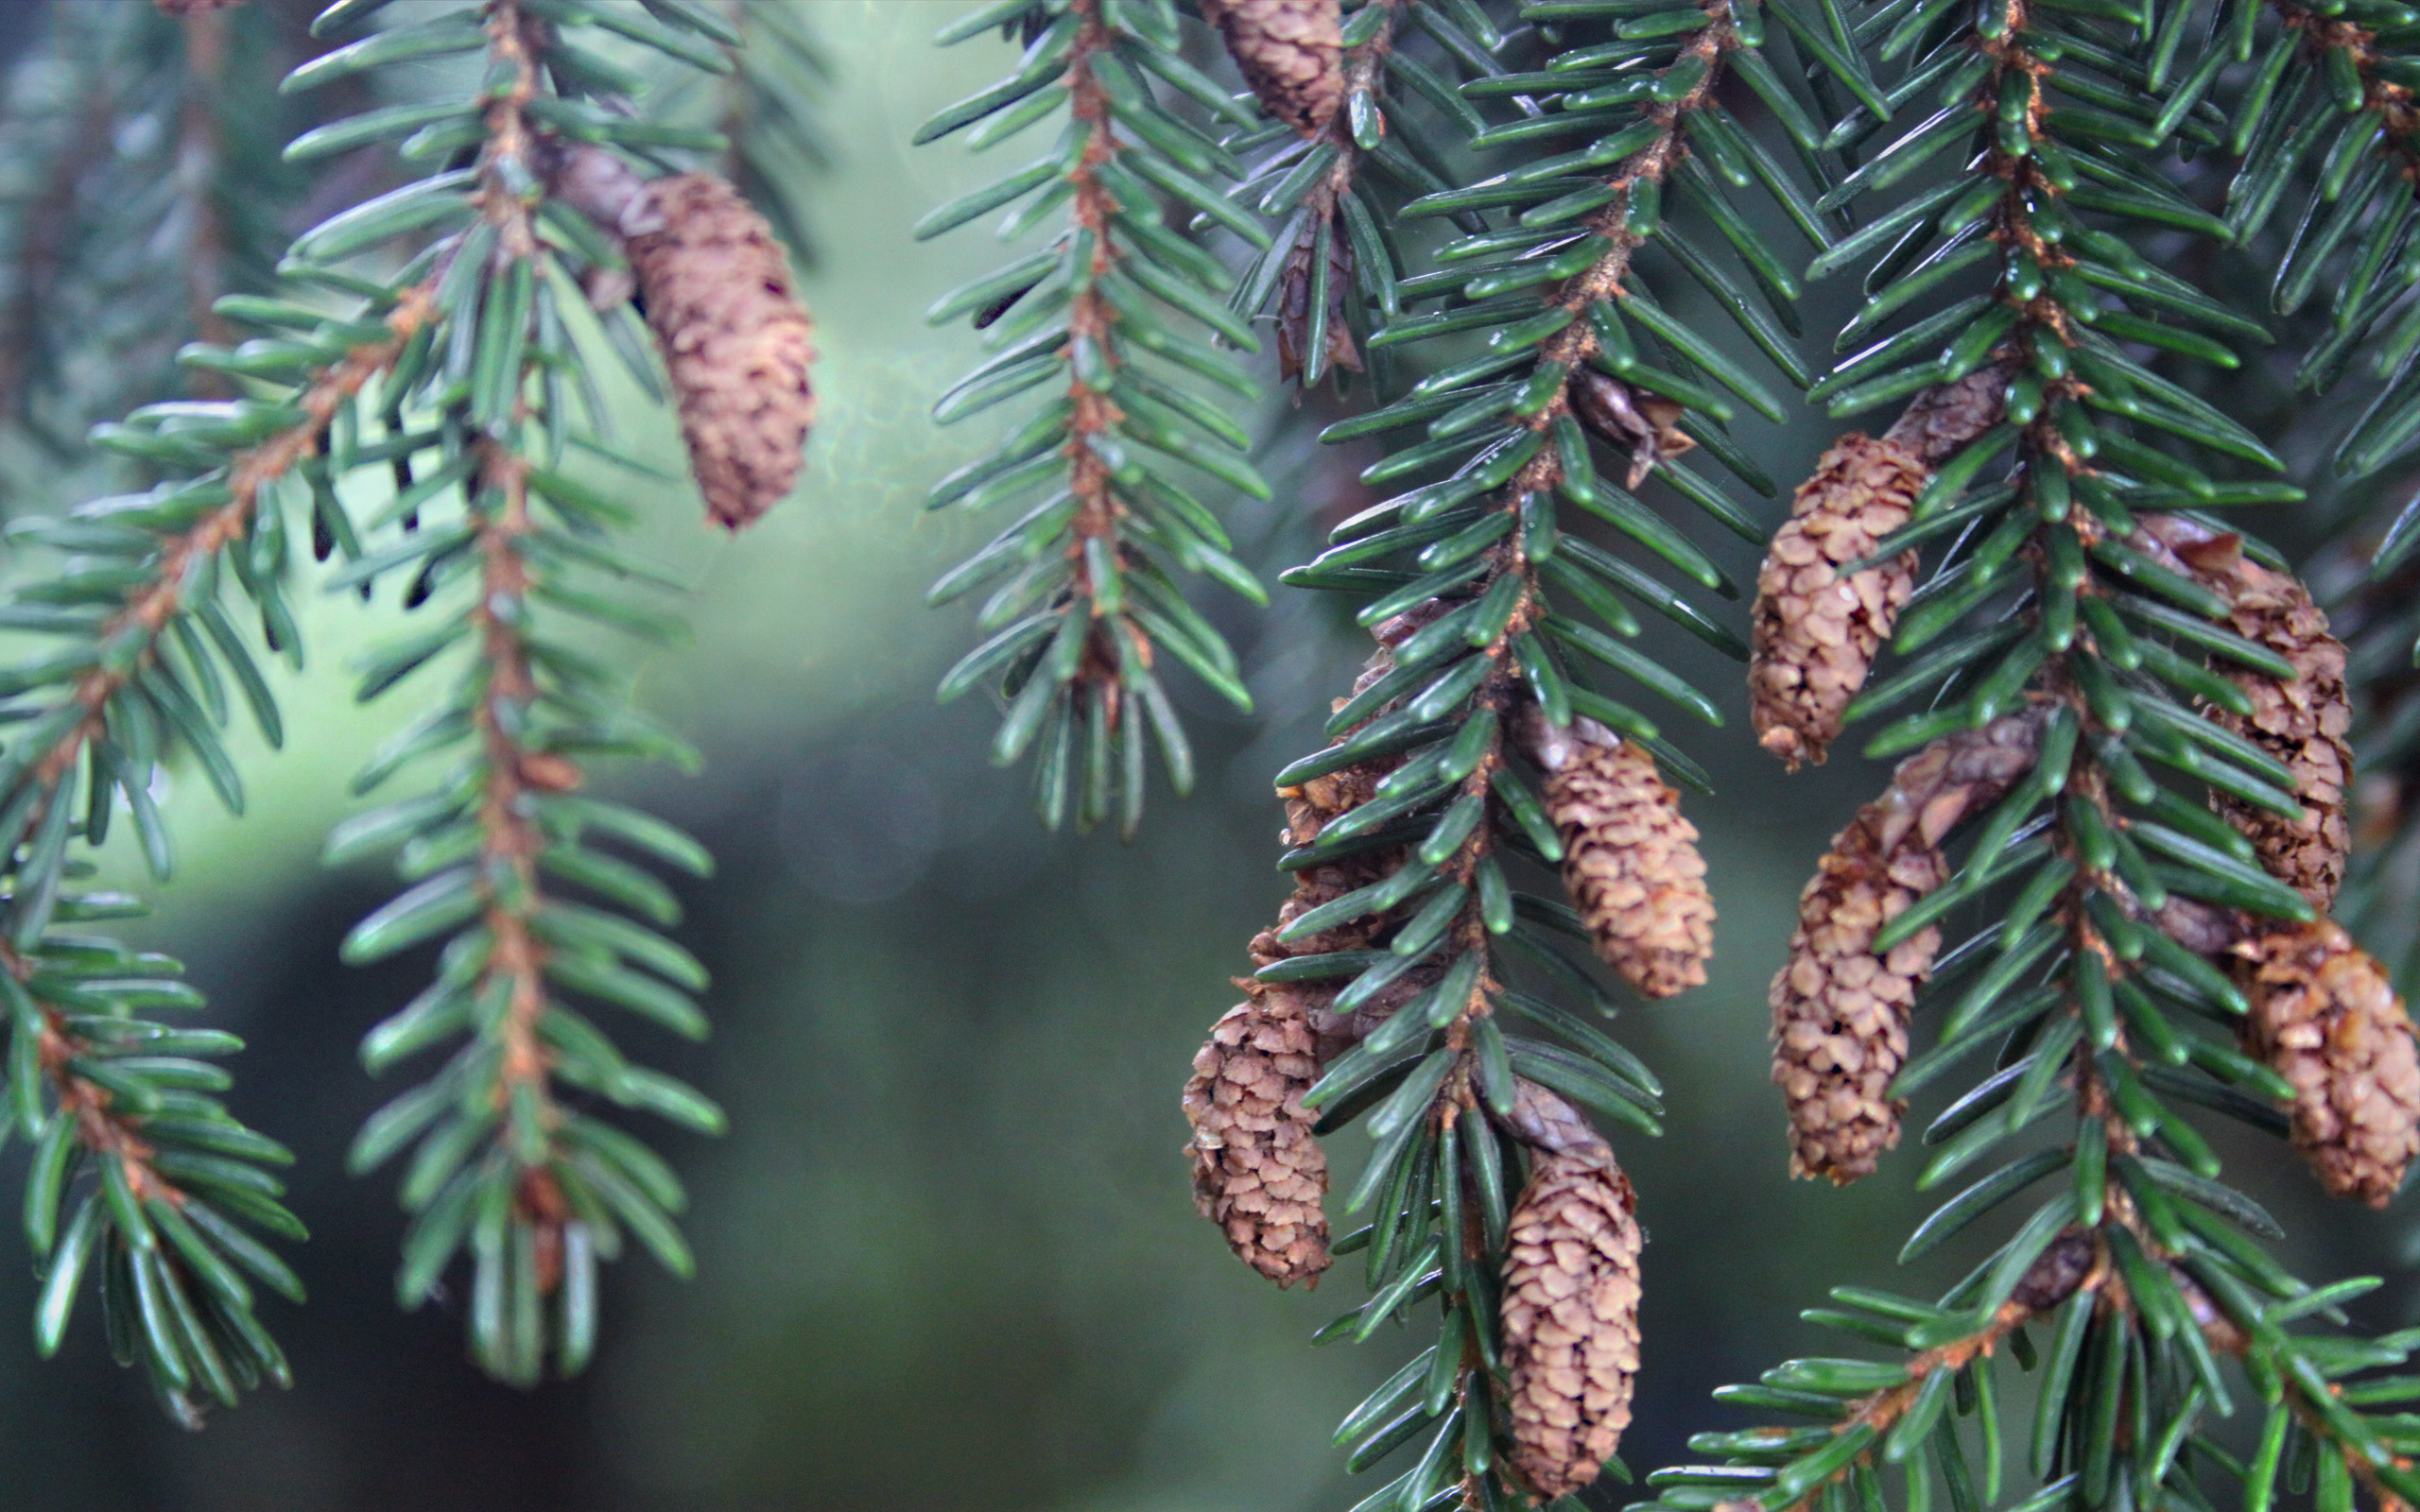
1499,1082 -> 1642,1503
1748,434 -> 1926,769
1527,713 -> 1714,999
1771,711 -> 2044,1182
1184,638 -> 1421,1286
2240,919 -> 2420,1208
1200,0 -> 1346,134
1184,979 -> 1330,1286
627,173 -> 818,531
2135,516 -> 2351,913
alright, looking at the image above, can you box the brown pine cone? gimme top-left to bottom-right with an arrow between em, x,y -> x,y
1184,979 -> 1331,1285
1187,639 -> 1418,1285
627,173 -> 818,530
1772,711 -> 2045,1182
1201,0 -> 1345,134
2135,517 -> 2352,912
154,0 -> 244,11
1749,434 -> 1926,770
1527,714 -> 1714,999
2241,919 -> 2420,1208
1500,1083 -> 1642,1503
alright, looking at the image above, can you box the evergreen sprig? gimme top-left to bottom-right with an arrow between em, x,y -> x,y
1190,0 -> 1863,1504
916,0 -> 1275,836
0,289 -> 432,1421
285,0 -> 753,1384
0,0 -> 818,1418
0,0 -> 336,512
1218,0 -> 1413,389
1638,0 -> 2420,1507
2212,0 -> 2420,461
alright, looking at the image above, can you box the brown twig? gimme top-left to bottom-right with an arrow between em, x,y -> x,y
1062,0 -> 1146,721
462,0 -> 578,1292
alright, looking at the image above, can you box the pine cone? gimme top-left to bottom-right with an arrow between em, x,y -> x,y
2135,517 -> 2351,912
1200,0 -> 1345,134
1184,979 -> 1330,1285
153,0 -> 244,11
2241,919 -> 2420,1208
1528,714 -> 1714,999
1187,640 -> 1418,1285
1749,435 -> 1926,769
1500,1084 -> 1642,1503
627,173 -> 818,531
1771,712 -> 2045,1181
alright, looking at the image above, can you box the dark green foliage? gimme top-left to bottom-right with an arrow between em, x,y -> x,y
1631,1 -> 2420,1511
917,0 -> 1273,835
0,1 -> 349,515
1029,0 -> 2420,1508
290,0 -> 750,1388
0,0 -> 822,1418
1173,0 -> 1855,1505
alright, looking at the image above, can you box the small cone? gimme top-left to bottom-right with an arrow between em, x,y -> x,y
2241,919 -> 2420,1208
1771,711 -> 2044,1181
2135,517 -> 2351,912
1529,714 -> 1714,999
1500,1083 -> 1642,1503
628,173 -> 818,531
1184,979 -> 1330,1285
1186,641 -> 1415,1285
154,0 -> 244,10
1201,0 -> 1345,134
1749,434 -> 1926,770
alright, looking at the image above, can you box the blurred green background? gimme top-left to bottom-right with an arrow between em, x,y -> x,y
0,3 -> 2403,1509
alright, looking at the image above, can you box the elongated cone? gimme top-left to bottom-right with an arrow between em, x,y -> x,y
2241,919 -> 2420,1207
1528,713 -> 1714,999
1184,979 -> 1329,1285
1500,1081 -> 1642,1503
1749,435 -> 1924,770
154,0 -> 243,11
627,173 -> 819,530
1184,639 -> 1422,1288
2135,517 -> 2351,912
1772,710 -> 2044,1181
1748,369 -> 2007,770
1200,0 -> 1345,134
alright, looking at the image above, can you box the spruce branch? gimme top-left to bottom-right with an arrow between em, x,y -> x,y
0,240 -> 433,1424
1644,0 -> 2420,1503
1170,0 -> 1875,1494
0,1 -> 337,505
919,0 -> 1275,834
299,0 -> 752,1383
1219,0 -> 1407,388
